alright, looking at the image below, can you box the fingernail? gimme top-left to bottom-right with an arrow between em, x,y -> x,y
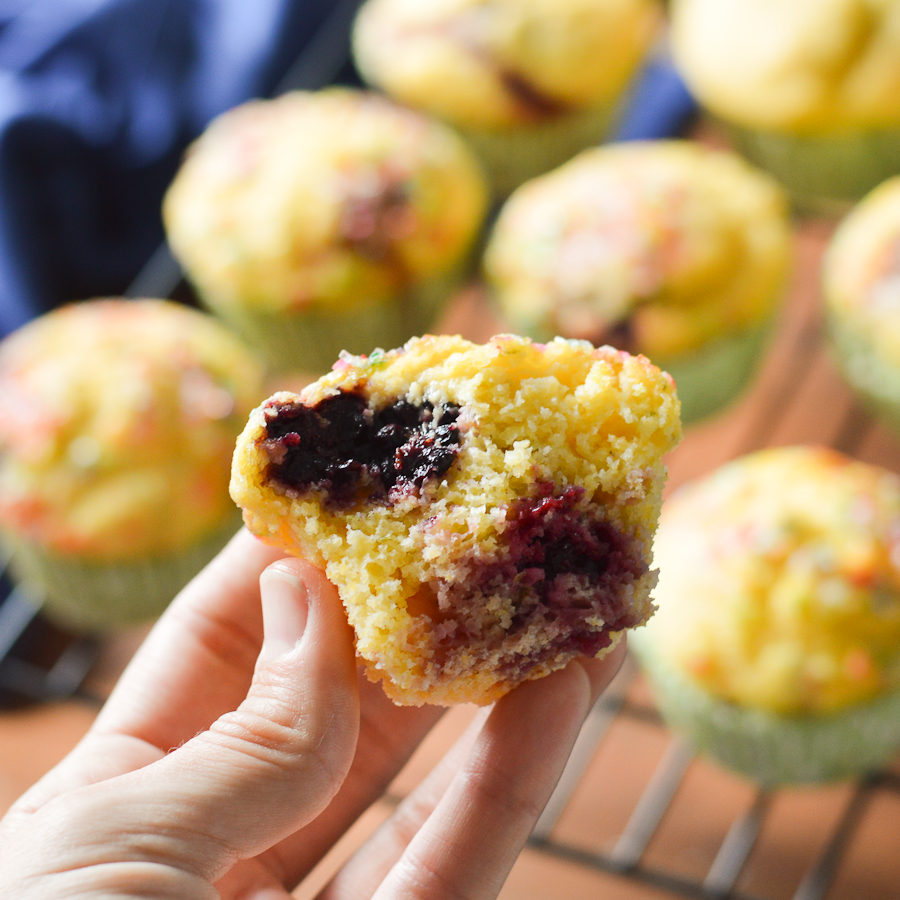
259,567 -> 309,664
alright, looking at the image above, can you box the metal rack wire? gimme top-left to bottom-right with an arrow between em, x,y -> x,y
2,8 -> 899,898
0,573 -> 100,708
521,656 -> 900,900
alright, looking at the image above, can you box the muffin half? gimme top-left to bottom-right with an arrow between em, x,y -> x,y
231,334 -> 681,705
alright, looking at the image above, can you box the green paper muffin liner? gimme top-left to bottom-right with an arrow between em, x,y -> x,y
201,269 -> 464,377
827,313 -> 900,435
654,322 -> 771,426
1,512 -> 243,634
458,102 -> 619,199
721,120 -> 900,217
630,635 -> 900,787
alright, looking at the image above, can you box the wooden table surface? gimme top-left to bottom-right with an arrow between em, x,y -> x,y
2,213 -> 900,900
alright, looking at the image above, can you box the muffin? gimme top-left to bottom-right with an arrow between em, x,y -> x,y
483,140 -> 792,425
823,175 -> 900,433
163,87 -> 489,376
631,446 -> 900,786
352,0 -> 663,197
0,298 -> 266,633
231,333 -> 682,706
670,0 -> 900,215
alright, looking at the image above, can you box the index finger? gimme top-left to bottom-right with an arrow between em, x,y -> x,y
320,640 -> 627,900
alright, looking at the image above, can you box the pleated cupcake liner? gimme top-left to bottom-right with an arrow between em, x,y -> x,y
201,269 -> 464,378
631,637 -> 900,787
721,120 -> 900,217
2,512 -> 243,635
655,322 -> 771,425
458,102 -> 619,200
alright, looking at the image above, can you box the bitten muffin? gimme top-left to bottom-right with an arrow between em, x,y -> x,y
0,299 -> 266,632
483,140 -> 792,424
352,0 -> 662,197
823,175 -> 900,432
163,87 -> 488,375
631,446 -> 900,786
670,0 -> 900,214
231,333 -> 681,706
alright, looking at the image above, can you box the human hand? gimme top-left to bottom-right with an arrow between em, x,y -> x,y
0,527 -> 626,899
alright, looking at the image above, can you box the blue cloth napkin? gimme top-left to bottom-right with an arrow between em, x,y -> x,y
0,0 -> 346,338
614,54 -> 696,143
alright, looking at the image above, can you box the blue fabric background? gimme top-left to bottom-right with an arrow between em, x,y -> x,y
0,0 -> 351,338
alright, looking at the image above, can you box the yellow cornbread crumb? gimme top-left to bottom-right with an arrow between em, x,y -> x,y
231,334 -> 681,706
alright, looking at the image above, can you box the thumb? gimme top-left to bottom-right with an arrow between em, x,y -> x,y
52,559 -> 360,885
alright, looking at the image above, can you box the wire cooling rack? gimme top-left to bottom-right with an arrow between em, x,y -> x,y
0,567 -> 99,708
3,7 -> 900,899
520,655 -> 900,900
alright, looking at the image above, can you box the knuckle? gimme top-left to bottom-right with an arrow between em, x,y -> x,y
207,690 -> 348,793
464,757 -> 546,823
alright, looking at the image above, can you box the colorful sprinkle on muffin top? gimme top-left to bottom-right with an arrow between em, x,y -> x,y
0,299 -> 265,560
484,141 -> 791,361
353,0 -> 661,130
646,446 -> 900,715
163,87 -> 488,315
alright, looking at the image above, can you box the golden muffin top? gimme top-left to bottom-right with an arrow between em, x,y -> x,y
824,174 -> 900,360
0,299 -> 265,560
164,87 -> 488,314
641,446 -> 900,715
352,0 -> 662,129
483,140 -> 791,361
671,0 -> 900,133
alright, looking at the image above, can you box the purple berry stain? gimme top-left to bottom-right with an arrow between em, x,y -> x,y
428,483 -> 647,675
259,390 -> 461,506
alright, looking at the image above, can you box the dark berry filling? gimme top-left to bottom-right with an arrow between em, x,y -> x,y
421,17 -> 572,121
497,68 -> 571,120
424,483 -> 647,675
594,316 -> 638,356
260,390 -> 461,506
339,179 -> 413,279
